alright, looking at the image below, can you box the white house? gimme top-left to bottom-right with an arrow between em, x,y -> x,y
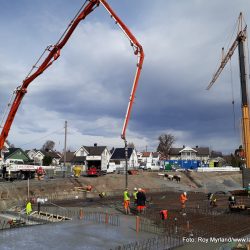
33,150 -> 45,165
110,148 -> 138,169
140,152 -> 152,167
169,146 -> 210,162
73,144 -> 111,171
26,149 -> 61,166
152,152 -> 160,165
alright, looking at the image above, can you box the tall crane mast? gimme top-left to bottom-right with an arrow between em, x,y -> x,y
207,13 -> 250,176
0,0 -> 144,167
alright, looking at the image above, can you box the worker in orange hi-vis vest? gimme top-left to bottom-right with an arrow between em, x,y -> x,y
123,188 -> 131,215
180,192 -> 188,211
160,209 -> 168,220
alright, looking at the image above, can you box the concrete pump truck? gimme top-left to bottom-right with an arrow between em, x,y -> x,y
0,0 -> 144,183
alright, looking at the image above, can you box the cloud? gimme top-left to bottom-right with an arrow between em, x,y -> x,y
1,0 -> 250,154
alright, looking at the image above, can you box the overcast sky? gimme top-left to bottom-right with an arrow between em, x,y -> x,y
0,0 -> 250,153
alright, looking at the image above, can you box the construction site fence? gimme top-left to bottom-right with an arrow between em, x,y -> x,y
82,211 -> 120,226
0,219 -> 11,230
112,235 -> 183,250
35,206 -> 120,226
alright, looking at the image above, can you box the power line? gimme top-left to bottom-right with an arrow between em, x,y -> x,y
19,127 -> 64,147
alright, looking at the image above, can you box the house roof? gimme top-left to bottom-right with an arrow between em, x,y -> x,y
84,146 -> 107,156
152,152 -> 159,158
111,148 -> 134,160
59,152 -> 75,163
169,147 -> 209,156
4,148 -> 31,161
33,150 -> 45,157
179,147 -> 197,153
142,152 -> 151,157
41,150 -> 61,159
195,147 -> 210,155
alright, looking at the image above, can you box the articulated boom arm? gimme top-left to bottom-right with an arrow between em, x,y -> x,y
100,0 -> 144,140
0,0 -> 144,150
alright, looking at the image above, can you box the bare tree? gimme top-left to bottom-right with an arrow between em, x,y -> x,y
128,142 -> 135,148
42,140 -> 55,152
157,134 -> 175,159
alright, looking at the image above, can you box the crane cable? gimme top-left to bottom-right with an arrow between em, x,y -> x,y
19,127 -> 64,147
0,90 -> 16,128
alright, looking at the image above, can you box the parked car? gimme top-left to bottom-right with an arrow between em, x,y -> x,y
145,163 -> 160,171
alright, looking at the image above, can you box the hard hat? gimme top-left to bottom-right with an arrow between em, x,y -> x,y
183,192 -> 187,195
134,187 -> 137,191
138,188 -> 142,191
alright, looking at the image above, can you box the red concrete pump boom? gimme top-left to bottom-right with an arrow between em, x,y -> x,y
0,0 -> 144,150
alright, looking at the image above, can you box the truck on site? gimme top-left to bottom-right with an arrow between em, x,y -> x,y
86,162 -> 107,177
107,162 -> 116,173
86,161 -> 116,176
0,159 -> 49,180
0,0 -> 144,189
86,166 -> 104,177
145,163 -> 160,171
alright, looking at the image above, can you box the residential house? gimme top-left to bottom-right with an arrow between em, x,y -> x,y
26,149 -> 44,165
44,151 -> 62,166
169,146 -> 210,162
33,150 -> 45,165
4,148 -> 31,163
137,151 -> 143,164
110,147 -> 138,169
26,149 -> 61,166
59,151 -> 75,167
25,149 -> 37,161
152,152 -> 160,165
73,144 -> 111,171
140,152 -> 152,167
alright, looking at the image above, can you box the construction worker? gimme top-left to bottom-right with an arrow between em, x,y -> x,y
99,192 -> 106,198
180,192 -> 188,212
210,193 -> 217,207
123,188 -> 131,214
136,188 -> 146,214
160,209 -> 168,220
228,195 -> 236,208
26,200 -> 32,215
133,187 -> 138,205
86,185 -> 92,191
36,166 -> 45,180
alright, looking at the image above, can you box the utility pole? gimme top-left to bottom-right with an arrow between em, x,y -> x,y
124,139 -> 128,188
27,178 -> 30,200
63,120 -> 67,177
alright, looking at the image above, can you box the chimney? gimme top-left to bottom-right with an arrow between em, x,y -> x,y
196,145 -> 198,148
183,145 -> 185,148
94,143 -> 97,147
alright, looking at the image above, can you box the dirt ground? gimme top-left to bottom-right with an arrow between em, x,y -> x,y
0,170 -> 249,241
0,170 -> 244,211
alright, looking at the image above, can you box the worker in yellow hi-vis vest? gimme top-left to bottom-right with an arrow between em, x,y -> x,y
26,200 -> 32,215
123,188 -> 131,215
